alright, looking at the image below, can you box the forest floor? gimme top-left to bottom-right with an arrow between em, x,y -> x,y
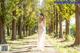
5,34 -> 80,53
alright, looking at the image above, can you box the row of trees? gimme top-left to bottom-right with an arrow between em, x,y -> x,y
0,0 -> 80,45
45,0 -> 74,39
0,0 -> 38,44
44,0 -> 80,45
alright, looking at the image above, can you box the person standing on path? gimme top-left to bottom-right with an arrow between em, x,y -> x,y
38,13 -> 46,51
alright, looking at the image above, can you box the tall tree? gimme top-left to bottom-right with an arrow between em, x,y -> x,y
55,11 -> 59,37
65,19 -> 70,39
0,0 -> 6,44
11,10 -> 17,40
59,15 -> 63,38
11,19 -> 17,40
18,16 -> 23,39
74,4 -> 80,45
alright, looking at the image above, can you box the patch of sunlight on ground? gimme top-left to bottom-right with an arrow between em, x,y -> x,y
47,35 -> 80,53
6,34 -> 80,53
7,34 -> 38,51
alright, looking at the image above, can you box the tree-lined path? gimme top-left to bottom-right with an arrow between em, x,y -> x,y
10,34 -> 59,53
1,0 -> 80,53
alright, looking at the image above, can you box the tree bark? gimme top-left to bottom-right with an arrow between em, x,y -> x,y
11,19 -> 17,40
29,26 -> 31,36
49,17 -> 53,35
18,17 -> 23,39
26,25 -> 28,36
23,24 -> 26,36
54,19 -> 56,34
53,8 -> 59,37
65,19 -> 70,39
59,15 -> 63,38
74,5 -> 80,45
0,0 -> 6,44
55,13 -> 59,37
7,26 -> 10,36
22,16 -> 26,37
66,19 -> 70,35
0,18 -> 6,44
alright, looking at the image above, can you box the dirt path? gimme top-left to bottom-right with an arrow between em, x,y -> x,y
9,34 -> 59,53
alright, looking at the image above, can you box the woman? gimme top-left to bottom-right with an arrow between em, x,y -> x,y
38,13 -> 46,51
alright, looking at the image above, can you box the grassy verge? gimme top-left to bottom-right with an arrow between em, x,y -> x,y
48,35 -> 80,53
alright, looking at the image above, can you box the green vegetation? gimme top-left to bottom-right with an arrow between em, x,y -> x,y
0,0 -> 80,53
49,35 -> 80,53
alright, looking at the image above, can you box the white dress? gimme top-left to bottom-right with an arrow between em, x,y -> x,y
38,20 -> 46,50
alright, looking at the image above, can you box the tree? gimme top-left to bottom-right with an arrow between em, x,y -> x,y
59,15 -> 63,38
55,10 -> 59,37
18,16 -> 23,39
11,10 -> 17,40
7,24 -> 10,36
74,4 -> 80,45
65,19 -> 70,39
0,0 -> 6,44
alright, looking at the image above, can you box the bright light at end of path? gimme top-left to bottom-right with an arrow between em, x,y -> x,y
38,0 -> 44,8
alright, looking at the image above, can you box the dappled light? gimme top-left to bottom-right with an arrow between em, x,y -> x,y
0,0 -> 80,53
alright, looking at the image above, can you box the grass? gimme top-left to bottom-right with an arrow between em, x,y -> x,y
48,35 -> 80,53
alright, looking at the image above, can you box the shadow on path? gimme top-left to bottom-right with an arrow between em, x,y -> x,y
9,34 -> 60,53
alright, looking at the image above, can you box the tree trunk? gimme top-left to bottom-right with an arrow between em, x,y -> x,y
49,17 -> 53,35
74,5 -> 80,45
0,18 -> 6,44
18,17 -> 23,39
0,0 -> 6,44
29,26 -> 31,36
59,15 -> 63,38
23,16 -> 26,37
54,7 -> 56,35
23,25 -> 26,36
11,19 -> 17,40
55,13 -> 59,37
65,19 -> 70,39
54,7 -> 59,37
7,26 -> 10,36
54,20 -> 56,34
26,25 -> 28,36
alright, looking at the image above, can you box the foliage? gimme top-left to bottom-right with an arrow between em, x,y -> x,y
70,24 -> 76,36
